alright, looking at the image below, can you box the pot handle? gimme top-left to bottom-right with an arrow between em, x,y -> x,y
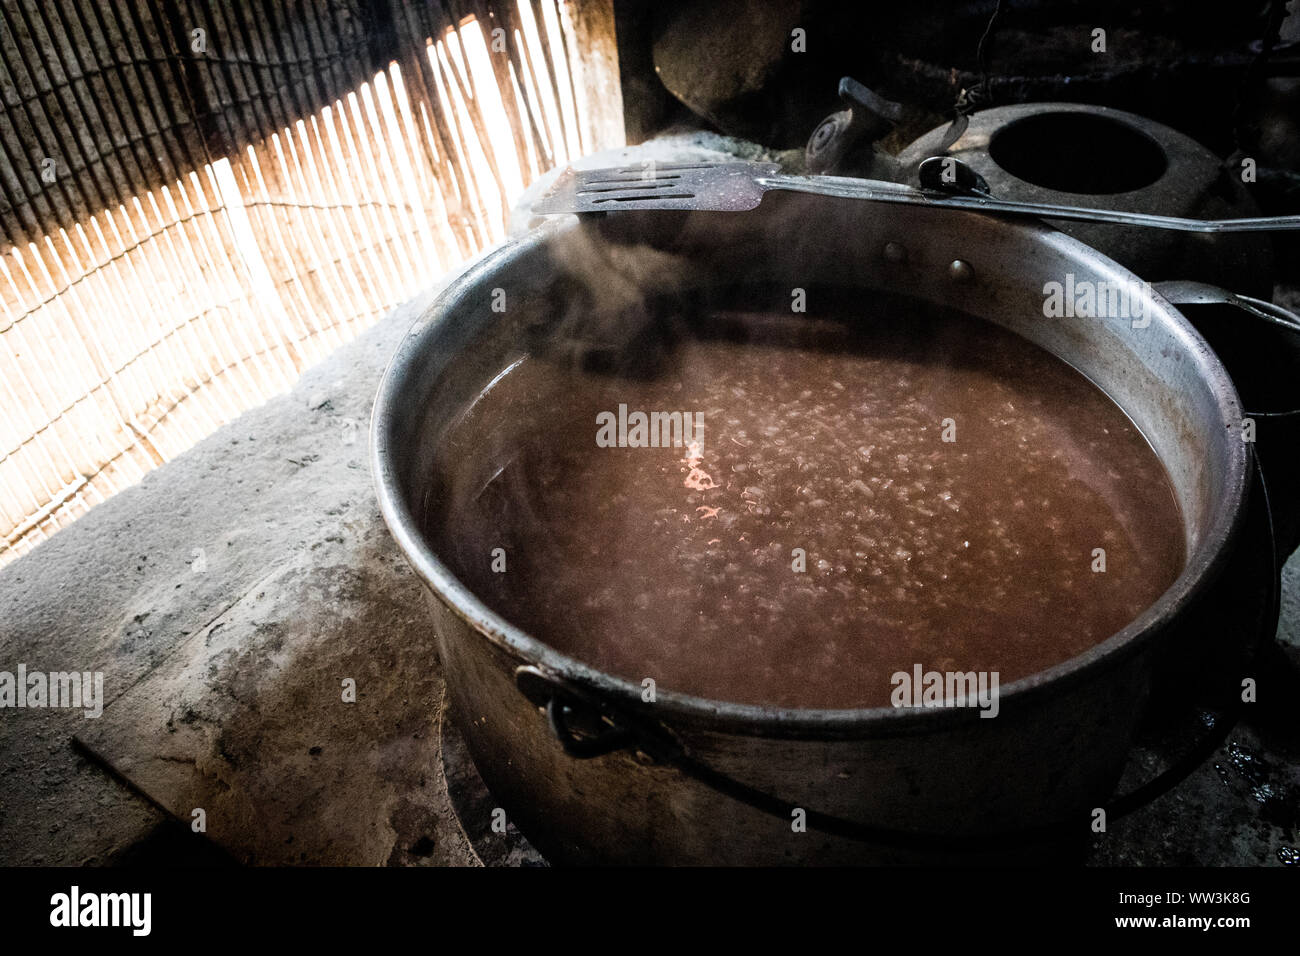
515,665 -> 682,761
1154,280 -> 1300,419
513,456 -> 1280,855
1154,280 -> 1300,338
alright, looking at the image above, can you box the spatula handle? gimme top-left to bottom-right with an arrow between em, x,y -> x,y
761,174 -> 1300,233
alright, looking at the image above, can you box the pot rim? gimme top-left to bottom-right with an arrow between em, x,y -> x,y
371,212 -> 1251,737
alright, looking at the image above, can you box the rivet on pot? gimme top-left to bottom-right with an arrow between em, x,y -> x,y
883,241 -> 907,263
949,259 -> 974,282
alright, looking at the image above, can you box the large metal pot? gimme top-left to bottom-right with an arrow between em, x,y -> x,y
371,190 -> 1251,864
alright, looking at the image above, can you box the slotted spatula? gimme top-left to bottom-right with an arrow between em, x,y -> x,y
531,160 -> 1300,234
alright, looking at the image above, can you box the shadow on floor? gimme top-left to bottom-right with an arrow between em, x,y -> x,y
107,820 -> 240,868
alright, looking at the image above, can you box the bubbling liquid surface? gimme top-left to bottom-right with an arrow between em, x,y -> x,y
423,302 -> 1185,709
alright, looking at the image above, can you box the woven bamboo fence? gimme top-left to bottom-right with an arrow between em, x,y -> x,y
0,0 -> 623,565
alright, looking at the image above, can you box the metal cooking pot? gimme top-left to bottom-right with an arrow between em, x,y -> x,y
372,190 -> 1255,864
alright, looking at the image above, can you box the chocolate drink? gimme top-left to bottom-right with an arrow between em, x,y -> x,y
422,296 -> 1185,710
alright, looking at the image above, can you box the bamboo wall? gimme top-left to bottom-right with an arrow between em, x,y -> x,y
0,0 -> 623,565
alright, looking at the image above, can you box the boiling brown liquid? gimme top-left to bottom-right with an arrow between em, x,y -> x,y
424,303 -> 1185,709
